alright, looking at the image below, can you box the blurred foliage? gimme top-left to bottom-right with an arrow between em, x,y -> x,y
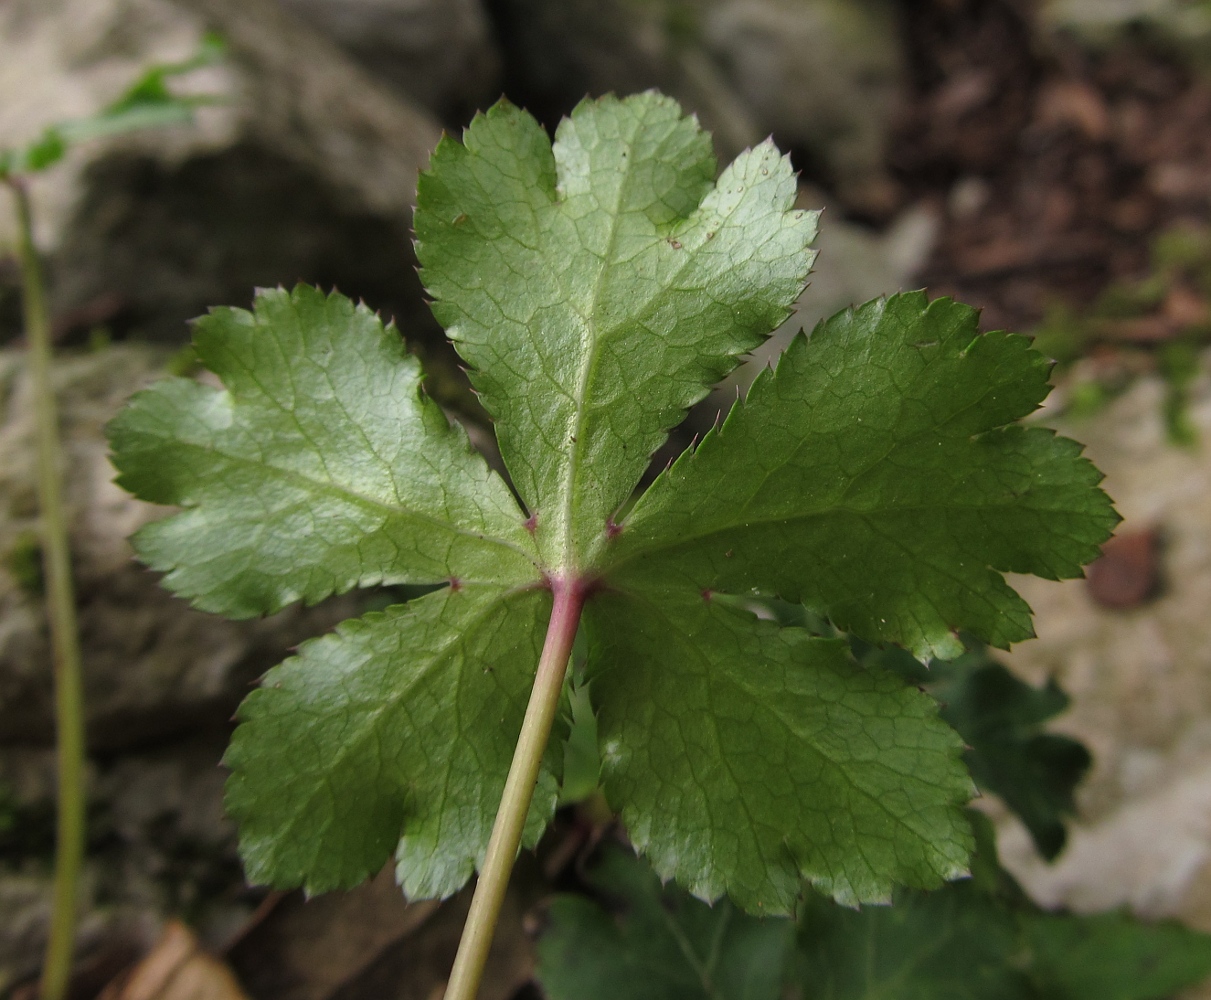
0,33 -> 225,180
538,816 -> 1211,1000
1032,222 -> 1211,443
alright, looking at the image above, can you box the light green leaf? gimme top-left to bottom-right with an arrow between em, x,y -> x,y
584,576 -> 975,912
537,844 -> 792,1000
224,583 -> 560,897
415,92 -> 818,568
605,293 -> 1119,660
108,285 -> 539,617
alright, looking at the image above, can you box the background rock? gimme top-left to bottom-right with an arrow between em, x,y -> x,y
275,0 -> 501,123
1043,0 -> 1211,60
703,0 -> 905,212
489,0 -> 905,213
991,353 -> 1211,996
0,0 -> 442,344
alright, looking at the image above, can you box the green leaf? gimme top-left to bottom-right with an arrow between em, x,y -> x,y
558,673 -> 602,806
537,844 -> 793,1000
415,92 -> 818,568
21,129 -> 68,173
932,652 -> 1089,861
539,828 -> 1211,1000
1024,911 -> 1211,1000
605,293 -> 1120,661
859,642 -> 1091,861
224,583 -> 561,897
108,94 -> 1119,912
584,577 -> 975,912
108,285 -> 539,617
796,883 -> 1033,1000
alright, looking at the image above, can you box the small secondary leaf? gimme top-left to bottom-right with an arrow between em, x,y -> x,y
605,293 -> 1120,660
796,882 -> 1033,1000
585,577 -> 974,910
862,642 -> 1091,860
416,92 -> 818,567
109,286 -> 539,618
537,844 -> 792,1000
224,583 -> 560,898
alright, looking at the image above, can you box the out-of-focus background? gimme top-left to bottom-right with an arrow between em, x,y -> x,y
5,0 -> 1211,996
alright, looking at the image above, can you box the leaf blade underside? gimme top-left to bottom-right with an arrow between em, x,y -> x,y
415,92 -> 818,568
107,285 -> 539,618
584,579 -> 975,913
223,583 -> 560,898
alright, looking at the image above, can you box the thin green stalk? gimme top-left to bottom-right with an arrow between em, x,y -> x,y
444,577 -> 586,1000
6,177 -> 87,1000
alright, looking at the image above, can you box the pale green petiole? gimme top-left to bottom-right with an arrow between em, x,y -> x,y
444,577 -> 587,1000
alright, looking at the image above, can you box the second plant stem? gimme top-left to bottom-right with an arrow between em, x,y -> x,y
444,577 -> 587,1000
7,177 -> 87,1000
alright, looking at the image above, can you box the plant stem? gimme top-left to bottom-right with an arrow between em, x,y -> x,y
6,177 -> 87,1000
444,577 -> 586,1000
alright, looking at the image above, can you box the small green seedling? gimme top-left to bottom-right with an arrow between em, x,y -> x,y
2,39 -> 222,1000
107,93 -> 1118,999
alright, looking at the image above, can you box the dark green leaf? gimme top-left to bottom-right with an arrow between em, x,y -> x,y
537,844 -> 793,1000
796,884 -> 1033,1000
606,294 -> 1119,661
1024,911 -> 1211,1000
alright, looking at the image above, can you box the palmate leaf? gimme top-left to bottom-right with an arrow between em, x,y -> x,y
107,92 -> 1117,913
415,92 -> 818,567
603,293 -> 1119,660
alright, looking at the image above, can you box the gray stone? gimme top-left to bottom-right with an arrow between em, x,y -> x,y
490,0 -> 905,210
989,352 -> 1211,996
274,0 -> 501,121
703,0 -> 905,209
1042,0 -> 1211,59
0,735 -> 246,991
0,0 -> 441,342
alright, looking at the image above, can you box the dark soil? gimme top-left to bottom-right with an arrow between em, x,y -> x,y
892,0 -> 1211,335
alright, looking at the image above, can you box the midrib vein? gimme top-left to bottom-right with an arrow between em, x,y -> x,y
556,122 -> 646,568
